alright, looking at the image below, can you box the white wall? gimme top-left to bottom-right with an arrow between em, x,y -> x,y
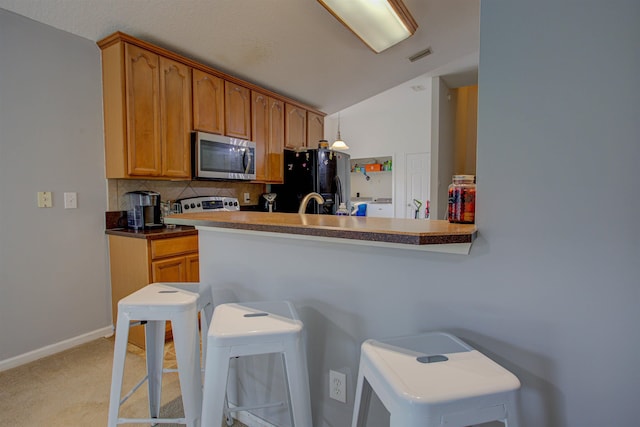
325,75 -> 432,218
0,10 -> 110,365
431,77 -> 457,220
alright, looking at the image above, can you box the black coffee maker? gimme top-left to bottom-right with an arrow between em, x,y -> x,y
125,191 -> 163,230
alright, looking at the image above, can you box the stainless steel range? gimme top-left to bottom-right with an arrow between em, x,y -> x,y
177,196 -> 239,213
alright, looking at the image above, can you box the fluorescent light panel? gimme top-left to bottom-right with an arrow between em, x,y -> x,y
319,0 -> 418,53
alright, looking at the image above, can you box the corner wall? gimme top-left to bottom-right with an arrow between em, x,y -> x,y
0,9 -> 110,363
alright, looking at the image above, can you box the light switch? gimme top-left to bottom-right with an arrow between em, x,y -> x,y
64,192 -> 77,209
37,191 -> 52,208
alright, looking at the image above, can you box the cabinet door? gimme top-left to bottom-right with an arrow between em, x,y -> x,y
160,57 -> 191,178
285,103 -> 307,149
125,44 -> 161,176
268,98 -> 285,182
225,81 -> 251,140
193,69 -> 225,134
185,254 -> 200,282
307,112 -> 324,149
251,91 -> 269,182
152,256 -> 187,282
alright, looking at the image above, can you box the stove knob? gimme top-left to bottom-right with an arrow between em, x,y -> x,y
183,204 -> 189,210
190,203 -> 196,209
197,203 -> 201,208
234,201 -> 239,207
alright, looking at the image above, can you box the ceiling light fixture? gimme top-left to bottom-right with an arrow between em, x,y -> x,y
317,0 -> 418,53
330,113 -> 349,150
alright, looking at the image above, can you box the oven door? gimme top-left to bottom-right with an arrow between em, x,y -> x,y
193,132 -> 256,180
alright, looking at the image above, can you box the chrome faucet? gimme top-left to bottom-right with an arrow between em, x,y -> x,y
298,192 -> 325,214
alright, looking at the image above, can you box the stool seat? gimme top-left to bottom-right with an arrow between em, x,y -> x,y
201,301 -> 312,427
352,332 -> 521,427
210,302 -> 303,342
118,282 -> 197,312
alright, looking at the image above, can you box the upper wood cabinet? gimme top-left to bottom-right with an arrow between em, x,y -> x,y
98,32 -> 326,181
101,41 -> 191,179
307,112 -> 324,149
192,69 -> 225,135
124,44 -> 161,176
285,103 -> 307,149
225,81 -> 251,140
252,91 -> 284,183
160,57 -> 192,178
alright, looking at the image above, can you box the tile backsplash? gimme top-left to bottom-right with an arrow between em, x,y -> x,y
107,179 -> 266,211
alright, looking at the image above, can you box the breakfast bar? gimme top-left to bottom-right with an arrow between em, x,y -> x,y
165,211 -> 477,254
163,211 -> 479,425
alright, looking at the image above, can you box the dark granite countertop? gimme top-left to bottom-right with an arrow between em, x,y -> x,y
105,225 -> 197,240
164,212 -> 476,246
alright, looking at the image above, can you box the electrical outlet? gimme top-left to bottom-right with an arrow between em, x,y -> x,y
243,192 -> 250,203
64,192 -> 77,209
329,370 -> 346,403
37,191 -> 53,208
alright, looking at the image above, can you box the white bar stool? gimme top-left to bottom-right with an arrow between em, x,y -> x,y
201,301 -> 313,427
154,282 -> 215,366
352,332 -> 521,427
107,283 -> 202,427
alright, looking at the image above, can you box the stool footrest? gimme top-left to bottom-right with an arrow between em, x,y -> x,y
120,375 -> 148,406
226,401 -> 285,415
117,417 -> 186,424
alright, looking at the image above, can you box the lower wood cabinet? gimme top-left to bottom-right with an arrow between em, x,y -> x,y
108,232 -> 199,348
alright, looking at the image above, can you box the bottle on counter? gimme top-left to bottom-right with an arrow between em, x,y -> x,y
448,175 -> 476,224
335,203 -> 350,216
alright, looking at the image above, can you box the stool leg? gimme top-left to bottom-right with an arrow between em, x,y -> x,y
504,392 -> 520,427
201,344 -> 232,427
172,310 -> 202,427
108,311 -> 131,427
351,373 -> 372,427
145,320 -> 166,420
200,302 -> 214,368
283,338 -> 313,426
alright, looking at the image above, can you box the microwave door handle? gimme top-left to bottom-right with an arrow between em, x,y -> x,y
243,149 -> 252,174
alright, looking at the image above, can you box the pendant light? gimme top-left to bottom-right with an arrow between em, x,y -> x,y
330,113 -> 349,150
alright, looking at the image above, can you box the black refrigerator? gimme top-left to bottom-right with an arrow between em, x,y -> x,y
271,148 -> 350,214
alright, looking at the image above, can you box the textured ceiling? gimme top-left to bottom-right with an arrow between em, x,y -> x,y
0,0 -> 479,114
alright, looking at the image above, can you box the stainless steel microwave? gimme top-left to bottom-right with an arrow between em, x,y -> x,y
192,131 -> 256,180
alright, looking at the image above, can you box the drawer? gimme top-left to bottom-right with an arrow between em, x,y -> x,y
150,235 -> 198,260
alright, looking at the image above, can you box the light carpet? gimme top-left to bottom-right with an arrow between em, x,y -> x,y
0,337 -> 245,426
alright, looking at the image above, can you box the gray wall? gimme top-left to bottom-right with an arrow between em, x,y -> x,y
198,1 -> 640,426
476,1 -> 640,422
0,10 -> 110,361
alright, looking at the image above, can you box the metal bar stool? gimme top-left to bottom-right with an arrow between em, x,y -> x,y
154,282 -> 215,368
352,332 -> 521,427
107,283 -> 202,426
201,301 -> 313,427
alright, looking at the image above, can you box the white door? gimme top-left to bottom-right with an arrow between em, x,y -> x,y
404,152 -> 430,219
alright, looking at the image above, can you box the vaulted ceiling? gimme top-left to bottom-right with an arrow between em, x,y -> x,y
0,0 -> 479,114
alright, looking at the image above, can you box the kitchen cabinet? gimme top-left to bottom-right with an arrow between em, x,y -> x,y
252,91 -> 285,183
107,233 -> 199,348
307,112 -> 324,149
100,41 -> 192,179
99,32 -> 326,182
192,69 -> 225,135
225,81 -> 251,140
285,103 -> 307,149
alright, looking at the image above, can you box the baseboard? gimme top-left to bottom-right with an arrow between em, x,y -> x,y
0,325 -> 114,372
